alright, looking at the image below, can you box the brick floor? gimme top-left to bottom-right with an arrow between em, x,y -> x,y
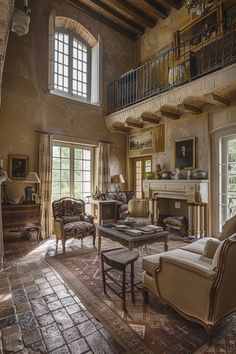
0,237 -> 125,353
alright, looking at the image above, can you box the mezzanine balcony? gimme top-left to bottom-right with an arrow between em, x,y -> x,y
106,16 -> 236,131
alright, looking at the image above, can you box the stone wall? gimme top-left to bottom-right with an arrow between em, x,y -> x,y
0,0 -> 136,199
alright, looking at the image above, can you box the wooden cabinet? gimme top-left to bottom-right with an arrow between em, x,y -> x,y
91,200 -> 117,224
2,204 -> 41,240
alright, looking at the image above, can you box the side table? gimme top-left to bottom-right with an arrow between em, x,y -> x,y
101,247 -> 139,311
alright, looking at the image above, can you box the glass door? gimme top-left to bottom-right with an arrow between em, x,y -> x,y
133,156 -> 152,199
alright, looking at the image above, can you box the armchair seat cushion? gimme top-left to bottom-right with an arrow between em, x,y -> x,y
143,249 -> 213,276
64,221 -> 95,238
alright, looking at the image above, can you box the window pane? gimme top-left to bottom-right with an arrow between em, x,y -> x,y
83,160 -> 90,170
53,158 -> 60,169
75,159 -> 82,170
61,170 -> 70,181
75,149 -> 82,159
52,170 -> 60,181
83,171 -> 91,181
61,159 -> 70,170
74,171 -> 82,181
61,147 -> 70,158
83,150 -> 91,160
53,146 -> 60,157
61,181 -> 70,193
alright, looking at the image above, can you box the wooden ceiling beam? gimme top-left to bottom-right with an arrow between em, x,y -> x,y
126,117 -> 144,128
144,0 -> 168,19
113,0 -> 156,28
111,122 -> 130,133
178,103 -> 203,114
67,0 -> 137,40
165,0 -> 182,10
88,0 -> 145,34
141,111 -> 161,123
159,105 -> 180,119
204,92 -> 230,107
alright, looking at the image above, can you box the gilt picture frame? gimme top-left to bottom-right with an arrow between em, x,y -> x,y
9,154 -> 29,180
128,129 -> 154,157
174,137 -> 195,169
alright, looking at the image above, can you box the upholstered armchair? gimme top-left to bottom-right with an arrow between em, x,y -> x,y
126,198 -> 158,225
142,216 -> 236,339
52,197 -> 96,253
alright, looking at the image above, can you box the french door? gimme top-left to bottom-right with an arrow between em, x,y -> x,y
133,156 -> 152,199
219,134 -> 236,231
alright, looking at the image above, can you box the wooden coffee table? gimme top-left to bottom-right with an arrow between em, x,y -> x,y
97,225 -> 168,255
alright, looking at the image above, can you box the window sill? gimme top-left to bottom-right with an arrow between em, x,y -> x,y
47,90 -> 102,110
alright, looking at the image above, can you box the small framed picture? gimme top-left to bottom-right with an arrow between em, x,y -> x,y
9,154 -> 29,179
174,137 -> 196,169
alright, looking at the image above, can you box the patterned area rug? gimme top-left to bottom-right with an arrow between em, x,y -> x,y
46,243 -> 236,354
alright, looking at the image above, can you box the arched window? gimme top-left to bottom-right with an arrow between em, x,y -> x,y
49,14 -> 100,105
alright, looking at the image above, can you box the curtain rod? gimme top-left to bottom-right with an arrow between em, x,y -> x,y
34,131 -> 113,144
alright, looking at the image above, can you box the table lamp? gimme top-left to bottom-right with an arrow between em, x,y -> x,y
112,174 -> 125,193
23,172 -> 41,203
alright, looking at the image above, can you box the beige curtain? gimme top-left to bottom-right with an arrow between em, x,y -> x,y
98,142 -> 110,193
39,133 -> 53,238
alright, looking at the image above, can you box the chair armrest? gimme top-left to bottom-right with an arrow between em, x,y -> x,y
84,214 -> 94,224
54,218 -> 65,239
160,256 -> 216,279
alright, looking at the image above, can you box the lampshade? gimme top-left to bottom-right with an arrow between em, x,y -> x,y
23,172 -> 41,183
112,174 -> 125,184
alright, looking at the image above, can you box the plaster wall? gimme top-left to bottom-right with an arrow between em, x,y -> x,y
152,114 -> 209,173
0,0 -> 136,199
137,6 -> 190,63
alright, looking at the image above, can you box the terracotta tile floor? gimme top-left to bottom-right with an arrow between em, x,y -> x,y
0,236 -> 126,354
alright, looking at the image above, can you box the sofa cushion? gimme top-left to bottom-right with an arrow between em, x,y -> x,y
203,238 -> 221,259
219,214 -> 236,241
117,192 -> 127,204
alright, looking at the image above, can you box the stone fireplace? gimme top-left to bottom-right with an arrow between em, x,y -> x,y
143,180 -> 209,237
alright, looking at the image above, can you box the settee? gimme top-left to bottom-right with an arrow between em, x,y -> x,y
142,215 -> 236,338
106,191 -> 134,219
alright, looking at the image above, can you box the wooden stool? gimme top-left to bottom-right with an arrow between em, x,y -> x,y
101,247 -> 139,311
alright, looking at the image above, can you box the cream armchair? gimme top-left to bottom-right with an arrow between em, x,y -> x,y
142,225 -> 236,339
126,198 -> 159,225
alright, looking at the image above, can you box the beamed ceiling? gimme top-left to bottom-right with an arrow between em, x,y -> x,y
66,0 -> 183,40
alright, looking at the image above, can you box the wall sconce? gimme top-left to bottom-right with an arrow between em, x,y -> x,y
23,172 -> 40,204
112,174 -> 125,193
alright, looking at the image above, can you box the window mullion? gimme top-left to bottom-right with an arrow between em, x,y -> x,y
68,32 -> 73,97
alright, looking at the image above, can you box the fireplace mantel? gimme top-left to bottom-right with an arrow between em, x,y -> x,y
143,179 -> 209,203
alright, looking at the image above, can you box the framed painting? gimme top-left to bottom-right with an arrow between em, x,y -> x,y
9,154 -> 28,179
174,137 -> 196,169
128,129 -> 154,157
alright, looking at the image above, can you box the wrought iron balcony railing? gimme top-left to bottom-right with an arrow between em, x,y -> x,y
107,17 -> 236,114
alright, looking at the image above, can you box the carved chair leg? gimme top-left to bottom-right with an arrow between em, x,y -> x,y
56,238 -> 58,255
142,288 -> 149,304
92,231 -> 96,247
62,239 -> 66,253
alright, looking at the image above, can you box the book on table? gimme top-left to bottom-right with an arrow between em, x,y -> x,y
125,229 -> 143,236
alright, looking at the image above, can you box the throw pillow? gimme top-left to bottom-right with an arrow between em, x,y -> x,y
203,238 -> 221,259
219,214 -> 236,241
